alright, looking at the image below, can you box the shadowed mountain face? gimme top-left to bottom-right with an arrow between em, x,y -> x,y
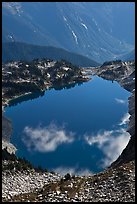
119,50 -> 135,61
2,42 -> 100,67
2,2 -> 135,63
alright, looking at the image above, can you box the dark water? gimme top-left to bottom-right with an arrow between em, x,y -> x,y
4,76 -> 131,175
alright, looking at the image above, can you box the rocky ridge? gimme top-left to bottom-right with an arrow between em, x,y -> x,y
2,59 -> 90,108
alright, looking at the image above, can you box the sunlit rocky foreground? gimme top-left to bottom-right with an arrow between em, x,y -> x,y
2,160 -> 135,202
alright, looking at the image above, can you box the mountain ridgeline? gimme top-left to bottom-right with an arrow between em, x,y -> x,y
2,42 -> 100,67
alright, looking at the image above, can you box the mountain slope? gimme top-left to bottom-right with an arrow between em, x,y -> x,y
121,50 -> 135,61
115,49 -> 135,61
2,2 -> 134,63
2,42 -> 100,67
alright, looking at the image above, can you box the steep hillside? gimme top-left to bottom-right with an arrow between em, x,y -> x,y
119,49 -> 135,61
2,2 -> 134,63
2,42 -> 99,67
2,151 -> 135,202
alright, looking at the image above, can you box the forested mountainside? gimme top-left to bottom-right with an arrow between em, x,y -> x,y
2,42 -> 99,67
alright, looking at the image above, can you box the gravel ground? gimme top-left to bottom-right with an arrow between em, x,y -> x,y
2,161 -> 135,202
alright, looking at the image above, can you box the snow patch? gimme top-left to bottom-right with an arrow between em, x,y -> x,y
92,18 -> 97,26
81,23 -> 88,30
63,67 -> 69,71
38,65 -> 44,69
8,35 -> 13,39
72,31 -> 78,44
63,16 -> 67,22
100,48 -> 107,52
64,20 -> 78,45
47,73 -> 50,78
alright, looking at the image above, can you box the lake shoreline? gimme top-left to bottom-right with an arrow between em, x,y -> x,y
2,78 -> 91,110
93,60 -> 135,167
2,78 -> 91,154
2,60 -> 135,202
2,60 -> 135,167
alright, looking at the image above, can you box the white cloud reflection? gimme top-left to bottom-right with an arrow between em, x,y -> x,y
84,128 -> 130,168
52,166 -> 93,176
23,114 -> 131,171
119,112 -> 130,126
23,123 -> 74,152
115,98 -> 127,104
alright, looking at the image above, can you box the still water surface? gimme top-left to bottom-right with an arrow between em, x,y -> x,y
5,76 -> 131,175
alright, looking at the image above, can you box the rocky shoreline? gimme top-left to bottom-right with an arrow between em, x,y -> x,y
2,59 -> 91,154
2,59 -> 90,108
93,60 -> 135,168
2,115 -> 16,154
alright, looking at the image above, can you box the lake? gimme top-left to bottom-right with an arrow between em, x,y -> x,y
4,76 -> 131,175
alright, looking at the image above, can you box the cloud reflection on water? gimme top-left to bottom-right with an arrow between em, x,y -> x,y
23,112 -> 131,170
23,122 -> 74,152
84,128 -> 130,168
115,98 -> 127,104
119,112 -> 130,126
52,166 -> 93,176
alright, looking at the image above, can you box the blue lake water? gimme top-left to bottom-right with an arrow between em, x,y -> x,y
4,76 -> 131,175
